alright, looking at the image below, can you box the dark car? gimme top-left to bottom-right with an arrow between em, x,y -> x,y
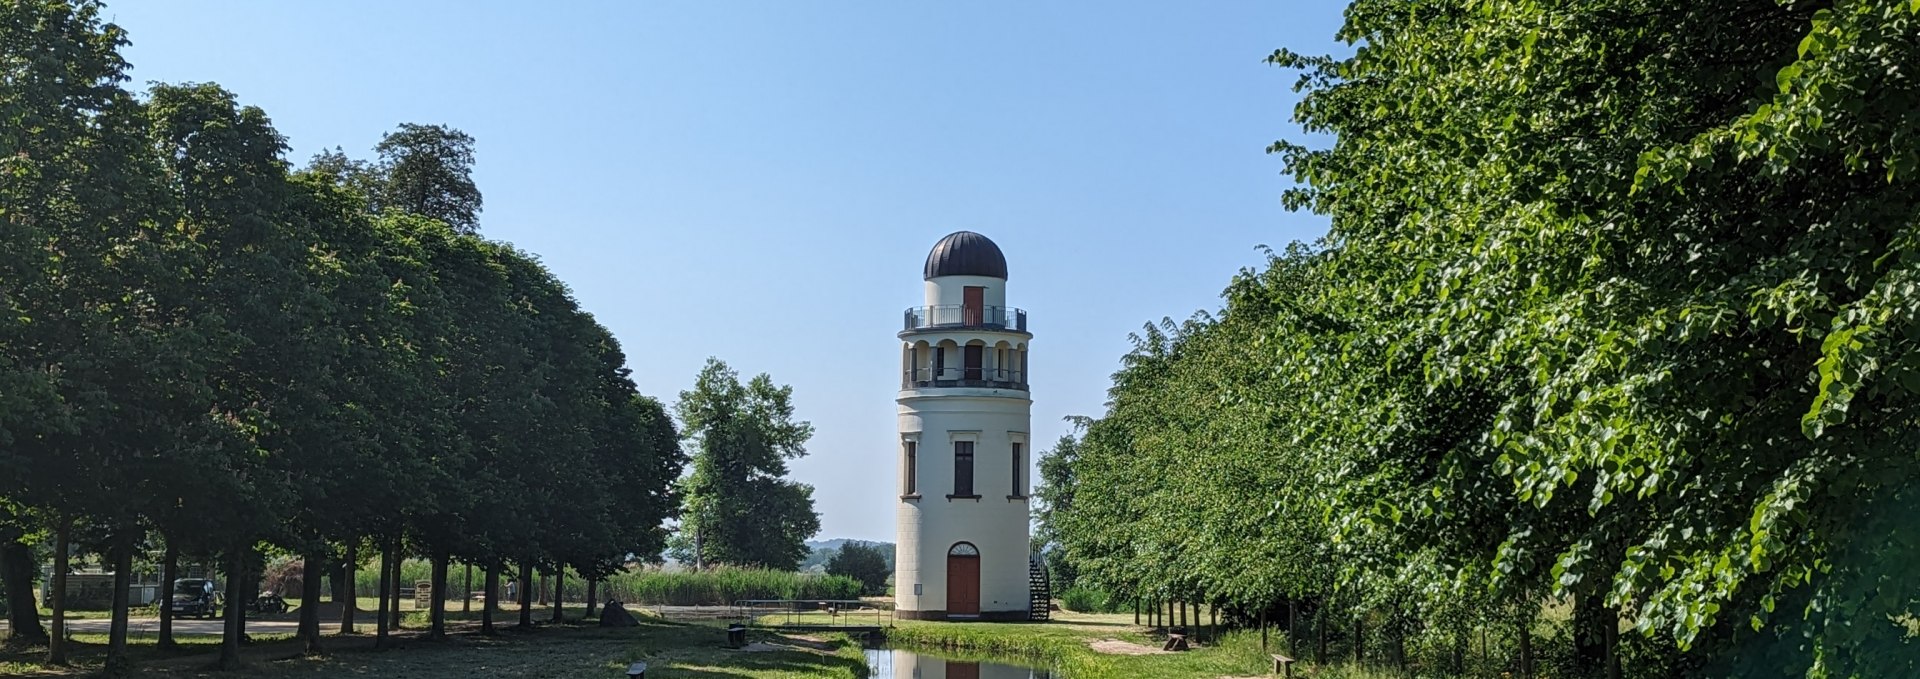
168,578 -> 222,619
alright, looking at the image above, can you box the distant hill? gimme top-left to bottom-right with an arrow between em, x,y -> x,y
801,539 -> 896,573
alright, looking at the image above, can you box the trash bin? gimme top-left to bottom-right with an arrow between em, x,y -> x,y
726,623 -> 746,648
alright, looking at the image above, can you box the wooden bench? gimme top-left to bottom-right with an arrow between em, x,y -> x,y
1271,653 -> 1295,678
626,661 -> 648,678
1161,632 -> 1190,652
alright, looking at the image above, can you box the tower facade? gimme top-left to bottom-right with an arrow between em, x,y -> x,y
894,231 -> 1034,621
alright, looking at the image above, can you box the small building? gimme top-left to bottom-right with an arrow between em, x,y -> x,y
894,231 -> 1043,621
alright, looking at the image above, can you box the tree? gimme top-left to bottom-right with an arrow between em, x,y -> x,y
0,507 -> 46,645
0,2 -> 682,666
671,359 -> 820,570
1031,431 -> 1083,590
1049,2 -> 1919,677
373,123 -> 482,233
1269,1 -> 1920,674
825,542 -> 890,596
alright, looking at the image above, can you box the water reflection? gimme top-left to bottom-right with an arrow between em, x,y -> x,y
864,647 -> 1055,679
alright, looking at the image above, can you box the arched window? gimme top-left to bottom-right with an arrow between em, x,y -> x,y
948,542 -> 979,557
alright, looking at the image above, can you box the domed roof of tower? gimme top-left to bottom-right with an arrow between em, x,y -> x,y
923,231 -> 1008,280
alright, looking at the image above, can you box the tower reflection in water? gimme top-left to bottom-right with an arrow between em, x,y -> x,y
864,647 -> 1053,679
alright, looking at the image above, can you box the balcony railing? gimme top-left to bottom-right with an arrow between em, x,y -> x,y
903,305 -> 1027,332
903,367 -> 1028,391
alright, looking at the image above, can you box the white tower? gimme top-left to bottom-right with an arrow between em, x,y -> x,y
895,231 -> 1034,621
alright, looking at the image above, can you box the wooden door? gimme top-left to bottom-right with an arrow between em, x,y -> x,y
948,661 -> 981,679
963,286 -> 984,325
963,345 -> 983,381
946,553 -> 980,614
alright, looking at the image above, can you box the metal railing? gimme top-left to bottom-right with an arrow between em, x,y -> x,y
903,305 -> 1027,332
903,367 -> 1028,391
729,599 -> 893,629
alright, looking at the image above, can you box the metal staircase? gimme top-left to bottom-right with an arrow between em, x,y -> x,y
1028,554 -> 1051,621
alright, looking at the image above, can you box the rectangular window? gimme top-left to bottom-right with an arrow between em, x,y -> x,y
904,441 -> 918,495
1011,442 -> 1023,496
953,441 -> 974,496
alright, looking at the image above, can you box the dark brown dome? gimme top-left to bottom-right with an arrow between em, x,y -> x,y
923,231 -> 1008,280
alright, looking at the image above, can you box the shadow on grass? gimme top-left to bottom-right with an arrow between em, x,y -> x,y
4,616 -> 875,678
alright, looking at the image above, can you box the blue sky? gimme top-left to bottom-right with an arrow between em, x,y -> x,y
109,1 -> 1344,543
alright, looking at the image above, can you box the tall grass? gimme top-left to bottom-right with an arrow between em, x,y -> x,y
599,567 -> 862,606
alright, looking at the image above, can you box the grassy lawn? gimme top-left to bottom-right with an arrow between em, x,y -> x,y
0,619 -> 867,678
2,606 -> 1416,678
33,608 -> 121,620
881,610 -> 1400,679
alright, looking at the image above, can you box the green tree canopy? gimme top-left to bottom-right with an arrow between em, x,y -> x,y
670,358 -> 821,571
825,541 -> 890,596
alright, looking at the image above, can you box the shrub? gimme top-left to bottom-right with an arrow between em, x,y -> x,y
1059,586 -> 1111,613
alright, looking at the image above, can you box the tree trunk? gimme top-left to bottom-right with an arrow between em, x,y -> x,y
328,552 -> 348,604
550,568 -> 565,624
1,537 -> 48,645
1260,607 -> 1268,651
1288,598 -> 1298,656
1453,628 -> 1467,673
1605,605 -> 1621,679
375,541 -> 392,647
387,542 -> 403,630
155,541 -> 177,649
104,532 -> 133,673
1573,594 -> 1607,674
1132,599 -> 1138,625
45,518 -> 70,665
517,562 -> 534,627
339,540 -> 355,635
219,546 -> 246,670
1314,599 -> 1328,663
1518,616 -> 1535,679
300,551 -> 324,654
429,550 -> 448,639
1353,615 -> 1364,664
480,565 -> 499,635
585,577 -> 598,618
462,562 -> 473,613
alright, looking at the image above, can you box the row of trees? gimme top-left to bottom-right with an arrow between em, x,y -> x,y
0,1 -> 684,671
1039,1 -> 1917,678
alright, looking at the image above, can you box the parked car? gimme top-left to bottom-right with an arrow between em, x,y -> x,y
168,578 -> 222,619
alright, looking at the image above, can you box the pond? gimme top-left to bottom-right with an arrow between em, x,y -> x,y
864,646 -> 1057,679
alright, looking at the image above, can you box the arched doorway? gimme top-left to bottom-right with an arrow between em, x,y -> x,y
946,542 -> 980,615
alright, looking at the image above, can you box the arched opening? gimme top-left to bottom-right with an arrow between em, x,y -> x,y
1017,343 -> 1029,385
905,340 -> 932,386
934,340 -> 960,381
963,340 -> 986,381
946,542 -> 980,615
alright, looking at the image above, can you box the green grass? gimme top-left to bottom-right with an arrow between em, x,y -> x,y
33,608 -> 117,620
883,610 -> 1406,679
0,619 -> 869,678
